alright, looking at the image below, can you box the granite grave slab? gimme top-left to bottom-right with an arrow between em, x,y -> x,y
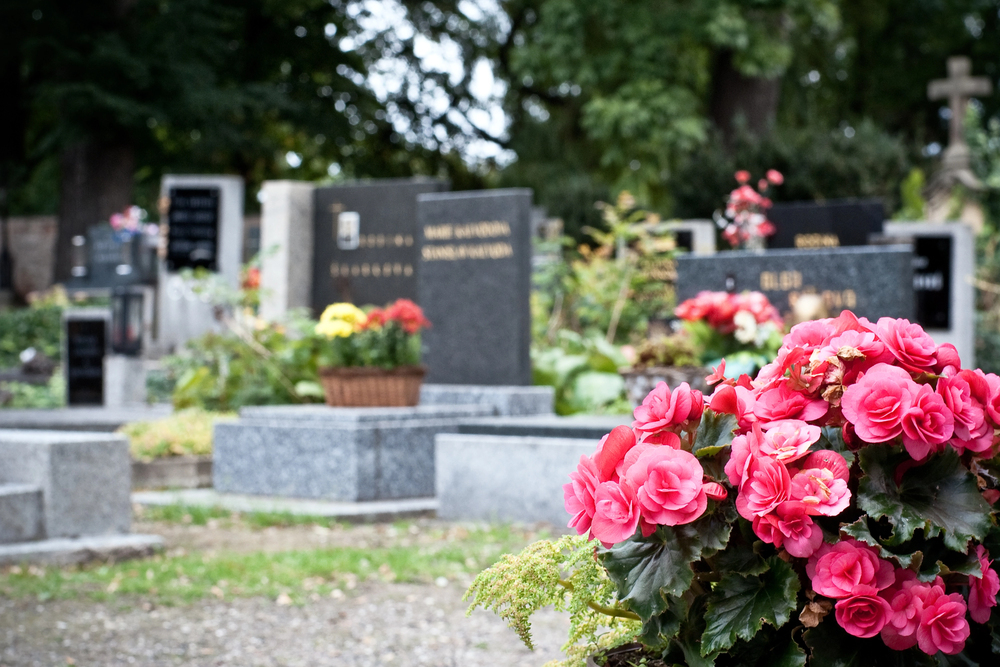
767,198 -> 885,249
419,384 -> 554,416
213,404 -> 494,502
63,308 -> 109,407
417,189 -> 533,385
675,245 -> 915,321
436,433 -> 593,526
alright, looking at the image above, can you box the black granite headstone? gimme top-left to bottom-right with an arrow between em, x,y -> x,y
675,246 -> 915,322
311,179 -> 449,311
767,199 -> 885,249
913,236 -> 952,330
166,187 -> 220,271
417,189 -> 533,385
65,317 -> 107,405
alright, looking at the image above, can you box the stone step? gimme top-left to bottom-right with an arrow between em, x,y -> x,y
0,484 -> 43,544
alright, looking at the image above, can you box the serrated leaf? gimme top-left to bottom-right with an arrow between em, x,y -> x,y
692,409 -> 738,458
700,557 -> 800,656
858,447 -> 991,552
841,518 -> 923,568
673,596 -> 721,667
638,596 -> 686,648
599,510 -> 732,622
817,426 -> 855,464
769,639 -> 808,667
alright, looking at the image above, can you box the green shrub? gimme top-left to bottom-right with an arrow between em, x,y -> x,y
119,408 -> 235,461
0,305 -> 63,369
533,330 -> 629,415
0,372 -> 65,409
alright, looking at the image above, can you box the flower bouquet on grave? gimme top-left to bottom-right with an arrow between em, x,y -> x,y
466,310 -> 1000,666
314,299 -> 430,407
674,289 -> 784,379
717,169 -> 782,250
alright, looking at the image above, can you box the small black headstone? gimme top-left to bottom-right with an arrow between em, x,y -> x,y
166,187 -> 220,271
311,179 -> 449,311
913,236 -> 952,329
417,189 -> 533,385
65,316 -> 107,405
675,246 -> 915,322
674,230 -> 694,253
767,199 -> 885,249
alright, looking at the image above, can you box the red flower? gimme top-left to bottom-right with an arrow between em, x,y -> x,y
385,299 -> 431,333
734,170 -> 751,184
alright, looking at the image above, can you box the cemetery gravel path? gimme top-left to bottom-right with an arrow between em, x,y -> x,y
1,516 -> 571,666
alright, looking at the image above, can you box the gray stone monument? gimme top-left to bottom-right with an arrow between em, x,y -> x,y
675,245 -> 915,322
417,189 -> 533,385
0,430 -> 162,564
259,180 -> 315,320
667,220 -> 716,255
884,222 -> 976,366
155,175 -> 244,353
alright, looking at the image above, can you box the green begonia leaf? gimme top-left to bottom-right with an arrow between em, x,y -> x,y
637,596 -> 686,647
691,409 -> 738,458
857,447 -> 991,552
804,617 -> 937,667
599,510 -> 732,622
816,426 -> 855,465
700,556 -> 800,656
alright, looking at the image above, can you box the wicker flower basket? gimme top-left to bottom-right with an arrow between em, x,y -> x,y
317,365 -> 426,407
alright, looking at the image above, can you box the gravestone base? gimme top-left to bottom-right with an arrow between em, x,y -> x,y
213,405 -> 495,501
104,355 -> 148,407
419,384 -> 554,416
0,430 -> 162,564
436,433 -> 595,527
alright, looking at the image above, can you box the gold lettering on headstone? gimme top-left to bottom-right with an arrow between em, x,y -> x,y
404,264 -> 413,276
794,234 -> 840,248
361,263 -> 370,276
405,235 -> 414,246
330,264 -> 340,277
376,234 -> 385,247
394,234 -> 404,246
393,263 -> 402,275
372,264 -> 381,276
421,242 -> 514,261
759,270 -> 803,291
351,265 -> 360,277
358,235 -> 367,248
421,221 -> 515,261
341,263 -> 349,276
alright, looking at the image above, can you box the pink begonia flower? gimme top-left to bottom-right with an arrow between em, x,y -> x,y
901,384 -> 954,460
934,343 -> 962,376
790,467 -> 851,516
709,384 -> 757,430
773,501 -> 824,557
969,545 -> 1000,624
937,375 -> 993,455
563,455 -> 601,535
760,420 -> 821,463
841,363 -> 919,442
816,329 -> 894,373
880,573 -> 945,650
917,592 -> 970,655
766,169 -> 784,185
632,382 -> 703,436
638,430 -> 683,448
782,318 -> 835,353
590,481 -> 641,547
625,447 -> 708,526
982,371 -> 1000,428
734,170 -> 751,184
873,317 -> 939,374
798,449 -> 850,481
754,383 -> 828,426
835,587 -> 893,638
593,426 -> 637,482
806,539 -> 894,599
736,453 -> 790,520
724,423 -> 765,487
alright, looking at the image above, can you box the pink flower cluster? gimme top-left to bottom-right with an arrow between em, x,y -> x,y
805,540 -> 998,654
674,290 -> 783,335
564,383 -> 727,547
720,169 -> 782,248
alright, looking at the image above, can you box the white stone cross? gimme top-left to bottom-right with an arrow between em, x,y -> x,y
927,56 -> 992,165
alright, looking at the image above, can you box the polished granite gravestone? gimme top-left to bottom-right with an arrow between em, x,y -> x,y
675,245 -> 915,321
416,189 -> 533,386
884,222 -> 976,366
766,198 -> 885,249
63,309 -> 109,406
213,405 -> 496,501
0,430 -> 162,564
311,178 -> 449,311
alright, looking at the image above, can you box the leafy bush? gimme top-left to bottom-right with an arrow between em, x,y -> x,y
0,305 -> 62,369
533,330 -> 629,415
165,312 -> 324,412
119,409 -> 235,461
0,372 -> 65,409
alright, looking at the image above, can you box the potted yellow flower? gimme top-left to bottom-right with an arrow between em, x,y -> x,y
315,299 -> 430,407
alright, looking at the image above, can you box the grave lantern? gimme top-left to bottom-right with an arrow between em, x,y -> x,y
110,287 -> 143,356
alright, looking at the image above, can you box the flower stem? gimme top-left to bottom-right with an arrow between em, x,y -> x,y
557,579 -> 641,621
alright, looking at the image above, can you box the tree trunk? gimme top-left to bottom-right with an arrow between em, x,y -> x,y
55,142 -> 134,281
710,50 -> 782,143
